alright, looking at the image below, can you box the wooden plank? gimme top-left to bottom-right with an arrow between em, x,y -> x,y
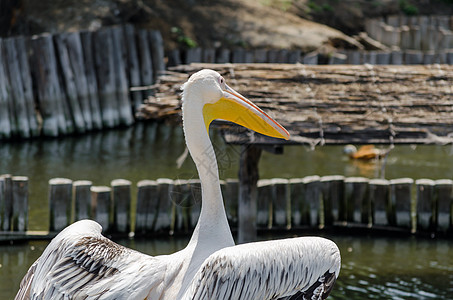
369,178 -> 390,226
93,27 -> 120,128
123,24 -> 143,112
49,178 -> 73,232
416,179 -> 435,232
1,174 -> 12,231
345,177 -> 369,224
54,33 -> 86,133
31,33 -> 68,136
136,180 -> 158,233
320,175 -> 344,227
12,176 -> 28,232
111,26 -> 134,127
238,145 -> 261,242
73,180 -> 92,221
390,178 -> 413,230
91,186 -> 112,232
111,179 -> 131,233
80,30 -> 103,130
137,29 -> 154,99
434,179 -> 453,232
3,37 -> 31,138
0,39 -> 12,139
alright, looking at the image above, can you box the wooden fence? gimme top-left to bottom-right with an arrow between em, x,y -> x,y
0,24 -> 165,140
1,174 -> 452,238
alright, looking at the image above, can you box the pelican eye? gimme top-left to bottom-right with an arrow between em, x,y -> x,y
218,76 -> 226,88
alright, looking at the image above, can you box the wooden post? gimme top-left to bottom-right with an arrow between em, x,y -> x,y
185,47 -> 202,64
31,33 -> 68,136
80,30 -> 103,130
0,39 -> 12,139
302,175 -> 321,228
91,186 -> 112,232
416,179 -> 435,232
155,178 -> 173,232
167,49 -> 182,67
224,178 -> 239,227
64,31 -> 94,131
320,175 -> 344,227
202,48 -> 216,63
289,178 -> 304,227
111,26 -> 134,127
3,37 -> 31,138
123,24 -> 143,112
253,49 -> 268,63
1,174 -> 13,231
215,48 -> 230,63
171,179 -> 190,234
137,29 -> 154,99
238,145 -> 261,243
257,179 -> 272,228
136,180 -> 158,233
434,179 -> 453,232
287,50 -> 301,63
111,179 -> 131,233
149,30 -> 166,78
390,178 -> 413,230
390,51 -> 403,65
271,178 -> 290,229
93,27 -> 120,128
12,176 -> 28,232
410,25 -> 421,50
345,177 -> 370,225
375,51 -> 391,65
232,48 -> 246,63
369,179 -> 391,226
54,33 -> 86,133
74,180 -> 92,221
404,50 -> 423,64
49,178 -> 73,232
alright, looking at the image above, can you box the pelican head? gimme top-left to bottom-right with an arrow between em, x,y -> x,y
182,69 -> 290,140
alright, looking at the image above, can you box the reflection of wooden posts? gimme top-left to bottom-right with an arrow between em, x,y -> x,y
390,178 -> 413,230
111,179 -> 132,233
0,39 -> 11,139
434,179 -> 453,232
416,179 -> 435,232
1,175 -> 13,231
238,145 -> 261,243
321,175 -> 344,227
369,179 -> 391,226
74,180 -> 92,221
91,186 -> 112,232
49,178 -> 73,231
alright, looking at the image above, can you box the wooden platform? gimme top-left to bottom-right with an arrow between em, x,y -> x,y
139,63 -> 453,146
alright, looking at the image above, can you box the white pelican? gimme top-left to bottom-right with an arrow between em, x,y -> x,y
15,69 -> 341,300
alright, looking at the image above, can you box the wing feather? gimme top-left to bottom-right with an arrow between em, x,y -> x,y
183,236 -> 340,300
15,220 -> 166,300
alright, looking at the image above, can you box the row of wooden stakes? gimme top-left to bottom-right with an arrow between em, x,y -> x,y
1,174 -> 452,236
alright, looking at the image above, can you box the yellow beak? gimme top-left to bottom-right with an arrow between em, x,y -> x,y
203,84 -> 290,140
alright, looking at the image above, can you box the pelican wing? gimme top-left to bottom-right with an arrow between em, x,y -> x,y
15,220 -> 166,300
183,237 -> 340,300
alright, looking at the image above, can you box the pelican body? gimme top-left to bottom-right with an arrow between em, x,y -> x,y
16,69 -> 341,300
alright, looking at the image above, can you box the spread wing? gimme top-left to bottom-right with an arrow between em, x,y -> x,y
183,237 -> 341,300
15,220 -> 166,300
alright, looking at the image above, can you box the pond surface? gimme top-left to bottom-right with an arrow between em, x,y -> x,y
1,122 -> 453,299
1,233 -> 452,299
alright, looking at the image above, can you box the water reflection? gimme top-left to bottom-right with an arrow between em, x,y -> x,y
1,234 -> 452,299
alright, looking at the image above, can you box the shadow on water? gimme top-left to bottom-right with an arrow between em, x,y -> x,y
1,234 -> 453,299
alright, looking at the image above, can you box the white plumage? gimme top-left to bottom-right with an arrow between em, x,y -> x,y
15,69 -> 341,300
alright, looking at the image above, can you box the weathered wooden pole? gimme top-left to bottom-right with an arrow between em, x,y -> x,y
1,174 -> 13,231
12,176 -> 28,232
155,178 -> 173,232
149,30 -> 165,78
171,179 -> 190,234
289,178 -> 304,227
238,145 -> 262,243
224,178 -> 239,227
49,178 -> 73,232
123,24 -> 143,111
0,39 -> 12,139
257,179 -> 272,228
185,47 -> 202,64
137,29 -> 154,99
345,177 -> 370,225
111,179 -> 132,233
135,180 -> 158,233
73,180 -> 92,221
271,178 -> 290,229
416,179 -> 435,232
434,179 -> 453,232
188,179 -> 202,229
320,175 -> 345,227
91,186 -> 112,232
390,178 -> 413,230
369,178 -> 391,226
302,175 -> 321,228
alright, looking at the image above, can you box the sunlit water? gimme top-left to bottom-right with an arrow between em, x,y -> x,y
1,122 -> 453,299
1,234 -> 452,299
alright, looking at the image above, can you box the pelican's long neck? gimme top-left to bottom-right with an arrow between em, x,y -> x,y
182,90 -> 234,249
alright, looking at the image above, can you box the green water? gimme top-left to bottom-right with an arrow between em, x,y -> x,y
1,234 -> 452,299
1,122 -> 453,299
